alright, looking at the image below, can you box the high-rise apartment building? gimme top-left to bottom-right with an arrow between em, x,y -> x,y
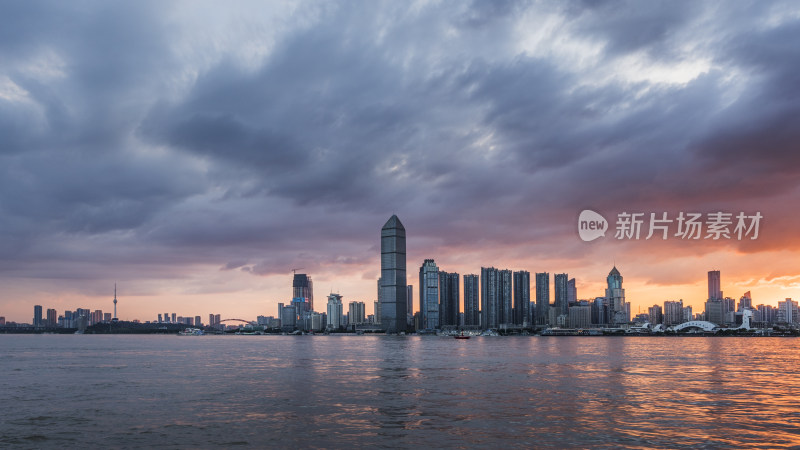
481,267 -> 498,329
439,271 -> 460,327
464,274 -> 480,327
554,273 -> 568,316
348,301 -> 366,325
500,270 -> 512,326
407,284 -> 414,324
722,297 -> 736,325
33,305 -> 43,327
757,304 -> 776,325
738,291 -> 752,311
682,305 -> 693,323
46,308 -> 57,327
327,293 -> 344,329
513,271 -> 530,327
567,278 -> 577,305
663,300 -> 684,326
481,267 -> 512,329
648,304 -> 663,324
535,272 -> 550,326
419,259 -> 439,329
777,298 -> 799,324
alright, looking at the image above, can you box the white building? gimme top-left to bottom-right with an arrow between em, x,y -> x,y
348,301 -> 366,325
327,294 -> 344,330
777,298 -> 798,324
663,300 -> 684,326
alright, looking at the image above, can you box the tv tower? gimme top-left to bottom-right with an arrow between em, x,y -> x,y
113,283 -> 118,321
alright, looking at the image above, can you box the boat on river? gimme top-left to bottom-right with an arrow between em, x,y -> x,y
178,328 -> 204,336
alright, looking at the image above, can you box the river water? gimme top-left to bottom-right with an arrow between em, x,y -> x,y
2,335 -> 799,448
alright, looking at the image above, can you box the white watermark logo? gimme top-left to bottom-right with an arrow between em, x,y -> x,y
578,210 -> 762,241
578,209 -> 608,241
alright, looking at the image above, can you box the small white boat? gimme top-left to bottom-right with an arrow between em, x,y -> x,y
178,328 -> 204,336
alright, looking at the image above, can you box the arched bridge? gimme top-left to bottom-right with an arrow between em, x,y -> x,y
219,318 -> 257,325
672,320 -> 718,332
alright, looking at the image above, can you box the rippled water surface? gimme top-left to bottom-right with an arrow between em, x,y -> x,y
2,335 -> 800,448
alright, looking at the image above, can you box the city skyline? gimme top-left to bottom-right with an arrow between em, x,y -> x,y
15,261 -> 795,332
2,2 -> 800,322
4,217 -> 794,332
7,256 -> 790,327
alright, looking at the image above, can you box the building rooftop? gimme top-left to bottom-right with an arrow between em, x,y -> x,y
382,214 -> 405,230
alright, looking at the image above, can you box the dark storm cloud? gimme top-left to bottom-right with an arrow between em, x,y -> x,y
137,7 -> 481,210
564,0 -> 700,57
0,0 -> 204,274
1,0 -> 799,298
693,18 -> 800,177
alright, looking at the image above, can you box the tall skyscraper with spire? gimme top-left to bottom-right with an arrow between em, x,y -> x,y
606,266 -> 629,324
380,215 -> 407,333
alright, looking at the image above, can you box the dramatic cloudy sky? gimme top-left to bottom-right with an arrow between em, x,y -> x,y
1,0 -> 799,322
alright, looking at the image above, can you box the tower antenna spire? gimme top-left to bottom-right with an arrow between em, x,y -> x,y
113,282 -> 119,320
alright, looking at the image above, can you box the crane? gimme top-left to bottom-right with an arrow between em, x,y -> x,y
291,268 -> 304,275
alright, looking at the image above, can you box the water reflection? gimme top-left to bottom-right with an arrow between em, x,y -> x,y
2,335 -> 800,447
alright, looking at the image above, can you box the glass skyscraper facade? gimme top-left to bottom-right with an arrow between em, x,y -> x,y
481,267 -> 512,329
535,272 -> 550,326
606,266 -> 629,324
33,305 -> 43,328
464,274 -> 479,327
439,271 -> 460,327
380,215 -> 407,333
708,270 -> 722,300
419,259 -> 439,330
513,271 -> 530,326
481,267 -> 498,329
554,273 -> 568,316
